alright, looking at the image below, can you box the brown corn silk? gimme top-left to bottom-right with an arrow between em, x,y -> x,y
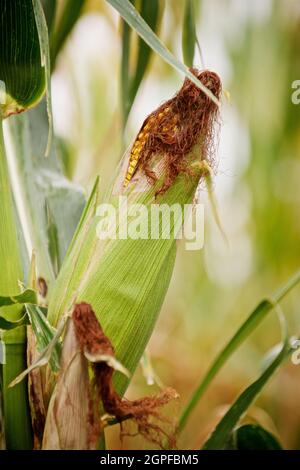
73,303 -> 178,449
124,69 -> 221,194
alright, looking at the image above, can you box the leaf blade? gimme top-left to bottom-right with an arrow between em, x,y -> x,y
106,0 -> 220,106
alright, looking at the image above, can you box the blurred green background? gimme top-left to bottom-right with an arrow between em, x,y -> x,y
51,0 -> 300,449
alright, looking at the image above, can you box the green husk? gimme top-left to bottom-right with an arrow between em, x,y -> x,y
47,146 -> 204,394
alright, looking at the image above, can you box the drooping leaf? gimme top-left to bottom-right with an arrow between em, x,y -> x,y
0,289 -> 36,308
0,313 -> 28,331
106,0 -> 220,106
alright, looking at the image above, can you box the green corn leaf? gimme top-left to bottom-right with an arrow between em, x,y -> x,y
182,0 -> 196,67
7,101 -> 86,288
47,66 -> 221,403
202,307 -> 289,450
2,340 -> 33,449
0,289 -> 36,308
40,0 -> 57,32
0,120 -> 24,328
64,176 -> 100,258
32,0 -> 53,156
130,0 -> 161,105
202,340 -> 289,449
25,303 -> 61,372
178,268 -> 300,432
0,287 -> 35,330
0,0 -> 46,118
0,313 -> 28,331
10,306 -> 66,388
106,0 -> 220,106
228,424 -> 283,450
120,4 -> 133,127
204,165 -> 228,244
50,0 -> 85,69
0,0 -> 50,449
45,200 -> 60,277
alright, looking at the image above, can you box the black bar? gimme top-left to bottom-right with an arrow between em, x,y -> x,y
0,450 -> 300,467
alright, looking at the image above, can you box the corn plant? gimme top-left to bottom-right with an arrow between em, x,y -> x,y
0,0 -> 299,451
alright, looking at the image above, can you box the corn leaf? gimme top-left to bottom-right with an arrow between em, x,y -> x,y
40,0 -> 57,32
50,0 -> 85,69
179,268 -> 300,432
0,289 -> 36,308
130,0 -> 161,104
182,0 -> 196,67
42,318 -> 92,450
10,308 -> 66,388
0,0 -> 46,117
0,313 -> 28,331
106,0 -> 220,106
228,424 -> 283,450
32,0 -> 53,157
202,338 -> 289,449
6,101 -> 86,287
25,303 -> 61,372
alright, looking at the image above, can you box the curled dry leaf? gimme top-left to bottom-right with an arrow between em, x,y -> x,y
42,303 -> 178,449
72,302 -> 178,449
42,318 -> 94,449
27,326 -> 47,450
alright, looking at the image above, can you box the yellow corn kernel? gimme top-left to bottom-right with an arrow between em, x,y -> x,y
127,165 -> 135,175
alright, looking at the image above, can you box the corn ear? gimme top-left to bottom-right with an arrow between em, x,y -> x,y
47,160 -> 201,393
47,71 -> 221,395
